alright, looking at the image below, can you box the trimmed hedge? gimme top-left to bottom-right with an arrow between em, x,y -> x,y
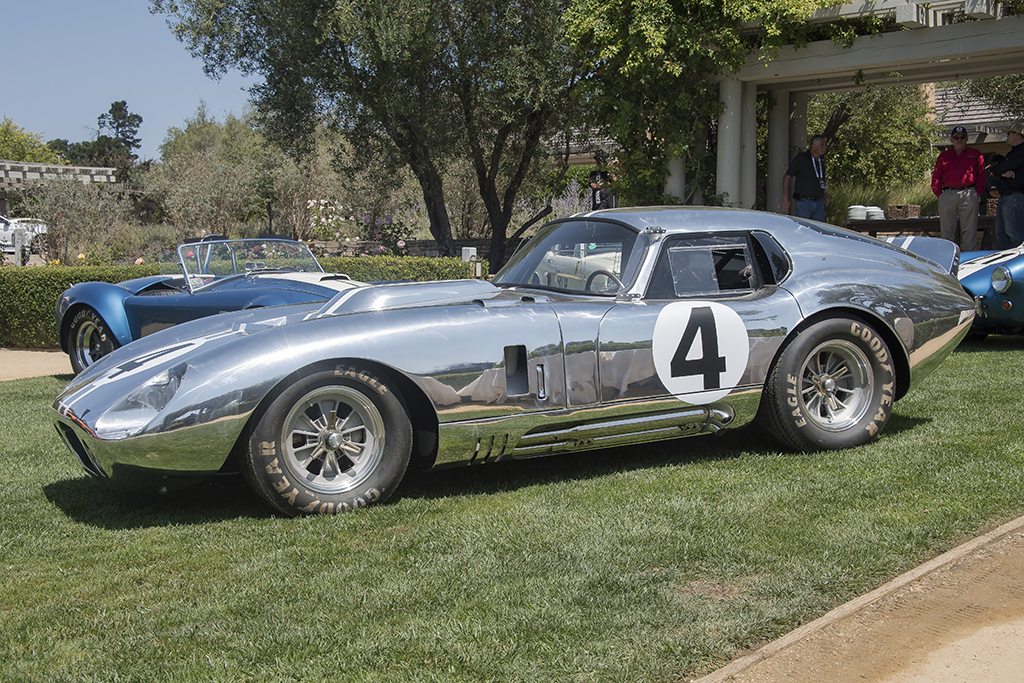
319,255 -> 488,282
0,256 -> 488,349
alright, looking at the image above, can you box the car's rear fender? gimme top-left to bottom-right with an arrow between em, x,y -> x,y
767,307 -> 912,402
57,282 -> 135,352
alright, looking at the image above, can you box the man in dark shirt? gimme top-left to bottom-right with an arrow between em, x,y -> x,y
781,135 -> 828,221
931,125 -> 986,251
990,122 -> 1024,248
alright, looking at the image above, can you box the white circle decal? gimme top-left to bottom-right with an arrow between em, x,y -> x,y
652,301 -> 749,404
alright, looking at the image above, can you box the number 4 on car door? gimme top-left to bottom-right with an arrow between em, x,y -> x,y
653,301 -> 749,404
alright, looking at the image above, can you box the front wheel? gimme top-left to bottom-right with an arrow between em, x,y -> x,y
242,365 -> 413,516
757,317 -> 896,451
67,308 -> 120,374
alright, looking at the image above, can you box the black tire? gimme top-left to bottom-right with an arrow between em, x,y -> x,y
242,365 -> 413,516
758,317 -> 896,451
67,308 -> 120,374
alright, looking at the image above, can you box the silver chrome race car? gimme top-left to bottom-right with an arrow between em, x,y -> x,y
52,207 -> 975,516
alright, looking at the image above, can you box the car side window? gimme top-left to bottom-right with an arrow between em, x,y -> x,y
646,235 -> 759,299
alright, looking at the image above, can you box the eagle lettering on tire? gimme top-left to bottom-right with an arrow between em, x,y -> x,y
758,317 -> 896,451
243,364 -> 413,516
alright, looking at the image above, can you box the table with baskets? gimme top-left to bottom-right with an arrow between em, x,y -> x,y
844,203 -> 997,249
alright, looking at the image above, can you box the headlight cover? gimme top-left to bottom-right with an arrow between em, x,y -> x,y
992,266 -> 1012,294
95,362 -> 188,439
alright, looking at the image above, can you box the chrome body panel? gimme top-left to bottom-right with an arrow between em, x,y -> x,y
52,207 -> 975,494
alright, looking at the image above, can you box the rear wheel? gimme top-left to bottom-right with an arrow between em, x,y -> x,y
243,365 -> 412,516
758,317 -> 896,451
67,308 -> 119,374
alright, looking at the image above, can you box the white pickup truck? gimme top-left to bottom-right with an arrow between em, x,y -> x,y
0,216 -> 47,265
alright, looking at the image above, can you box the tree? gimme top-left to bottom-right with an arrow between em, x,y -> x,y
23,177 -> 136,264
563,0 -> 883,205
152,0 -> 577,269
49,101 -> 144,183
0,118 -> 63,164
98,100 -> 143,158
808,85 -> 940,187
947,76 -> 1024,122
149,105 -> 273,237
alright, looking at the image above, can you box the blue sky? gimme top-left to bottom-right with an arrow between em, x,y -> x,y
5,1 -> 255,162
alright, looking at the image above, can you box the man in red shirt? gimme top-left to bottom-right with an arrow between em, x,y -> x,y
931,125 -> 986,251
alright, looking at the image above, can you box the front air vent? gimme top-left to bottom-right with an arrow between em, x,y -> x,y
55,424 -> 104,476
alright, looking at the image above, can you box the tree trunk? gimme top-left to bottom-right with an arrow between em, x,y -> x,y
396,128 -> 456,257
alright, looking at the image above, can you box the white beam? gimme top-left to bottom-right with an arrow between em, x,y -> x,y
735,14 -> 1024,94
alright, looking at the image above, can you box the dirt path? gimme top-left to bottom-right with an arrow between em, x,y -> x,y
695,518 -> 1024,682
0,348 -> 70,381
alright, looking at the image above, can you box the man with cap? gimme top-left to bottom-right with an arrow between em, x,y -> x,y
988,122 -> 1024,248
931,125 -> 986,251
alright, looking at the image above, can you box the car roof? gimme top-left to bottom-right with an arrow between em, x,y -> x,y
571,206 -> 799,235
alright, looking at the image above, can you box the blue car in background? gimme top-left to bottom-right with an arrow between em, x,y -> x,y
958,245 -> 1024,339
57,236 -> 359,373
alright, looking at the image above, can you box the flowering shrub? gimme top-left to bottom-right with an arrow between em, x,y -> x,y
354,213 -> 412,256
307,200 -> 414,256
307,200 -> 358,242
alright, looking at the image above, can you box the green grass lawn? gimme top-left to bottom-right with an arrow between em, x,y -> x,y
3,337 -> 1023,682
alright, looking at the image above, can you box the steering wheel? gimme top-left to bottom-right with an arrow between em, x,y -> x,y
585,269 -> 624,292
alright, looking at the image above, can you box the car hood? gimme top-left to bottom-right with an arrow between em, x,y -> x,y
959,246 -> 1024,280
63,279 -> 508,389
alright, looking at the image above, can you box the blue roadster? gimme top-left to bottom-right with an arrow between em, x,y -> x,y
56,236 -> 357,373
959,244 -> 1024,338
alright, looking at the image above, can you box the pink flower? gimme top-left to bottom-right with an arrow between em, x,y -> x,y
397,240 -> 406,248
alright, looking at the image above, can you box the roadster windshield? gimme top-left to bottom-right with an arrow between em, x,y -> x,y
494,220 -> 642,294
160,239 -> 322,290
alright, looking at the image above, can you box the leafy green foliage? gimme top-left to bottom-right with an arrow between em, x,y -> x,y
2,339 -> 1023,680
47,101 -> 145,182
319,254 -> 488,281
23,177 -> 139,266
809,86 -> 941,188
563,0 -> 896,205
152,0 -> 576,270
946,75 -> 1024,122
0,117 -> 63,164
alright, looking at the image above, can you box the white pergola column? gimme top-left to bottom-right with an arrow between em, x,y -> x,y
739,82 -> 758,209
665,157 -> 686,202
716,79 -> 743,206
767,90 -> 790,214
789,92 -> 808,160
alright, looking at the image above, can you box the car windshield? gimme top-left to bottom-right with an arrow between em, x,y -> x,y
160,238 -> 322,288
494,219 -> 642,294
